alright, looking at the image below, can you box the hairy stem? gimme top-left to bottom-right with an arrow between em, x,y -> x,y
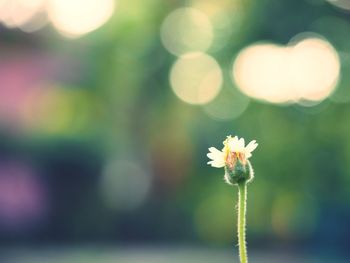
237,182 -> 248,263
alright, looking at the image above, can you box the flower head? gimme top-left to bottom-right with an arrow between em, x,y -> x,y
207,135 -> 258,185
207,136 -> 258,168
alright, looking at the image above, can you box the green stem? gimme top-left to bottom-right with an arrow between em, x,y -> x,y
237,182 -> 248,263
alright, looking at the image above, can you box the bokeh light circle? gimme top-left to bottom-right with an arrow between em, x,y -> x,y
233,43 -> 293,103
330,52 -> 350,103
190,0 -> 243,52
232,35 -> 340,104
290,37 -> 340,101
100,160 -> 151,211
170,52 -> 223,105
326,0 -> 350,11
0,0 -> 46,30
161,7 -> 213,56
203,86 -> 250,120
48,0 -> 115,37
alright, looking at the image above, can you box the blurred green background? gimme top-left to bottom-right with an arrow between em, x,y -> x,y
0,0 -> 350,262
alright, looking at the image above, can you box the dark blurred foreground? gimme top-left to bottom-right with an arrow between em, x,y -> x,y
0,246 -> 348,263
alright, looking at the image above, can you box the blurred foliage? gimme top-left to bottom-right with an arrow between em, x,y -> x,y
0,0 -> 349,259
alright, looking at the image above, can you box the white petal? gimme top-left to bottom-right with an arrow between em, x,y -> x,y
207,159 -> 225,168
207,147 -> 224,166
207,147 -> 223,158
237,138 -> 245,152
227,136 -> 239,151
208,147 -> 222,154
245,140 -> 258,154
207,152 -> 222,160
232,136 -> 239,143
223,135 -> 233,146
228,136 -> 245,153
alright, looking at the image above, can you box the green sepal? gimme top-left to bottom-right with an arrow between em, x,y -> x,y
224,160 -> 254,185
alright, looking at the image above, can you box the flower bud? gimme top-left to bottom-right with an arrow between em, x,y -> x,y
224,159 -> 254,185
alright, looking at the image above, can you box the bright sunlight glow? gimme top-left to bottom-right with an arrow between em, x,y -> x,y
0,0 -> 46,29
233,35 -> 340,104
47,0 -> 115,37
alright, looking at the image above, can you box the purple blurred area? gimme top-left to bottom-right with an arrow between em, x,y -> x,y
0,161 -> 46,230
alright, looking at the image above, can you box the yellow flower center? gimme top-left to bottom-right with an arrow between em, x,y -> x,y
223,138 -> 246,169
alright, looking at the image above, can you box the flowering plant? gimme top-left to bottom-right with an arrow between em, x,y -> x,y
207,135 -> 258,263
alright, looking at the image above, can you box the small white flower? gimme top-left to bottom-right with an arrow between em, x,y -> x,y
207,135 -> 258,168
